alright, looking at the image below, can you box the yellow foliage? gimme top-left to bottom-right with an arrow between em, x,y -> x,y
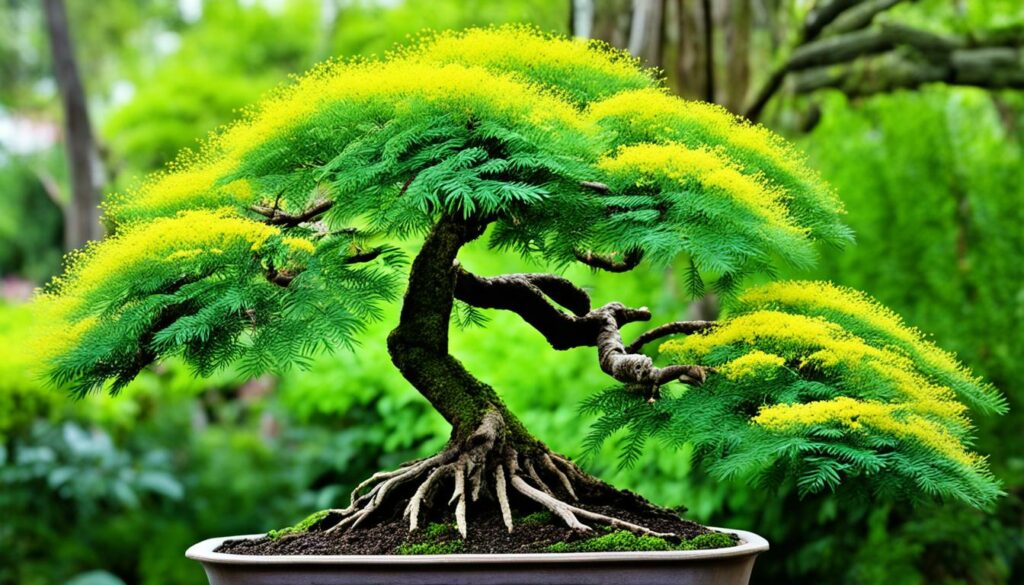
598,143 -> 804,236
719,350 -> 786,380
404,25 -> 653,103
752,397 -> 977,467
663,310 -> 975,466
588,89 -> 844,222
738,281 -> 983,394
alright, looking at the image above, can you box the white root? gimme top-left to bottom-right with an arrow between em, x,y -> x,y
469,460 -> 485,502
495,465 -> 513,533
569,506 -> 677,539
540,452 -> 577,500
524,458 -> 555,496
452,461 -> 467,537
510,466 -> 676,539
329,455 -> 450,533
511,475 -> 591,532
404,464 -> 452,531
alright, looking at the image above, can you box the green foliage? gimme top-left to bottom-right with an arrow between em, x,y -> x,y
0,153 -> 65,282
545,529 -> 736,553
584,279 -> 1004,508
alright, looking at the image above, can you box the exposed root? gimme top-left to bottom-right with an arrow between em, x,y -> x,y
321,410 -> 678,541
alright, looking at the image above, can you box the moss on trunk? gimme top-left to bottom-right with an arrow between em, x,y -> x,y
387,214 -> 536,447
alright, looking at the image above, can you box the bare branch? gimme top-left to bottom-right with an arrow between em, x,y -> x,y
595,308 -> 708,388
795,45 -> 1024,96
344,246 -> 386,265
625,320 -> 717,354
454,268 -> 607,349
250,199 -> 334,227
802,0 -> 863,43
825,0 -> 907,37
455,268 -> 707,390
573,248 -> 644,273
745,0 -> 909,120
580,180 -> 610,193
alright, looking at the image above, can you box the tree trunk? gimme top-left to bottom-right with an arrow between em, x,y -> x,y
628,0 -> 666,67
43,0 -> 103,250
673,0 -> 715,101
386,214 -> 536,448
723,0 -> 751,112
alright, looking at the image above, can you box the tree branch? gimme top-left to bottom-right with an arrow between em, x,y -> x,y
454,268 -> 603,349
573,248 -> 644,272
250,199 -> 334,227
580,180 -> 610,193
794,42 -> 1024,96
744,0 -> 909,120
625,320 -> 717,354
595,309 -> 708,388
454,268 -> 708,390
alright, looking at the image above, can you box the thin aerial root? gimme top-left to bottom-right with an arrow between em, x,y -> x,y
540,452 -> 577,500
524,458 -> 555,496
495,465 -> 513,533
551,453 -> 601,488
511,475 -> 591,532
346,451 -> 448,511
450,461 -> 465,505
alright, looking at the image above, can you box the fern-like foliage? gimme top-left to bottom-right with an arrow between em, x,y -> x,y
39,26 -> 842,393
583,282 -> 1003,508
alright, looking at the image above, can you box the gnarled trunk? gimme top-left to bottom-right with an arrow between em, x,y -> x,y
386,213 -> 535,448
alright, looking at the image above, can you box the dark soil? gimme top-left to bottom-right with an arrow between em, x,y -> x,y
217,488 -> 721,556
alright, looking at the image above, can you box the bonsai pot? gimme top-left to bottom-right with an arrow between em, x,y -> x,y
186,527 -> 768,585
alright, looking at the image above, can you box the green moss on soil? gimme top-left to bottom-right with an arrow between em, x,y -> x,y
516,511 -> 554,526
397,540 -> 466,555
545,530 -> 738,553
396,522 -> 464,555
267,510 -> 330,540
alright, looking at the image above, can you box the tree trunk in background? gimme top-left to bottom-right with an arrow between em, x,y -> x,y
571,0 -> 596,38
722,0 -> 751,112
628,0 -> 665,67
672,0 -> 714,101
591,0 -> 633,49
43,0 -> 103,250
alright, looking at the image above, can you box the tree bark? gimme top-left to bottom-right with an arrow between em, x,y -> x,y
43,0 -> 103,250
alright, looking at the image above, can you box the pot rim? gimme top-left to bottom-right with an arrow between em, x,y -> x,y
186,526 -> 768,565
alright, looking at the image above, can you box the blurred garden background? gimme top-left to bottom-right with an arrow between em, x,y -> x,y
1,0 -> 1022,583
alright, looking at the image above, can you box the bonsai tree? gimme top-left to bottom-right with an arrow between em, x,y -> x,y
35,27 -> 1004,540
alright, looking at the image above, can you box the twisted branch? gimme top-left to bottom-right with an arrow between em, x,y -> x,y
455,268 -> 709,389
626,320 -> 717,354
